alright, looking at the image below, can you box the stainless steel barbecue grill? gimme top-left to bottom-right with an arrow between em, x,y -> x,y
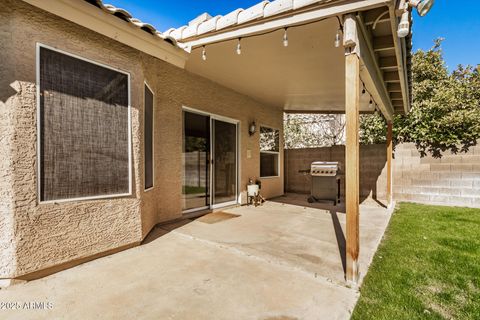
308,161 -> 340,205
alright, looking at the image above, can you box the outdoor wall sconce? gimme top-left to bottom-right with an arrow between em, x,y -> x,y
410,0 -> 435,17
398,0 -> 434,38
249,121 -> 256,136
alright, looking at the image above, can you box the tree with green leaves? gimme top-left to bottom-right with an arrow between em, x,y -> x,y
285,40 -> 480,157
361,39 -> 480,157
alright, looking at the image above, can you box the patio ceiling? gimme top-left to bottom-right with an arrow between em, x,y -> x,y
178,0 -> 412,118
185,19 -> 351,113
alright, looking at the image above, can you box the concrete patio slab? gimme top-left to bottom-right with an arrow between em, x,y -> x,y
0,195 -> 392,320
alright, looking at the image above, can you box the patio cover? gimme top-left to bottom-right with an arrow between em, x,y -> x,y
168,0 -> 412,283
171,0 -> 412,119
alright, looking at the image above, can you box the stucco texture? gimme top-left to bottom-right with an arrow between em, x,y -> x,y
0,3 -> 17,278
0,0 -> 284,279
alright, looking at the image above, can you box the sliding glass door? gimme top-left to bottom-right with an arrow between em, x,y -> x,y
182,110 -> 238,212
182,112 -> 210,211
212,119 -> 237,207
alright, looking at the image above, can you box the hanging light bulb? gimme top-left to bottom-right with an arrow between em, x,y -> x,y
283,28 -> 289,47
202,46 -> 207,61
236,38 -> 242,55
369,99 -> 374,109
334,27 -> 342,48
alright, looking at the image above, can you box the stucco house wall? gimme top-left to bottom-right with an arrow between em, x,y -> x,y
0,3 -> 17,280
0,0 -> 284,280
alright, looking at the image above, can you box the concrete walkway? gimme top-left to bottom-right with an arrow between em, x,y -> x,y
0,196 -> 392,319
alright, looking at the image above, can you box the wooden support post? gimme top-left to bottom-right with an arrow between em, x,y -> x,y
345,53 -> 360,283
386,121 -> 393,207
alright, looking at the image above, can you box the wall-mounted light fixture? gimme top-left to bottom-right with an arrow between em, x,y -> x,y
409,0 -> 435,17
249,121 -> 256,136
398,0 -> 434,38
397,10 -> 411,38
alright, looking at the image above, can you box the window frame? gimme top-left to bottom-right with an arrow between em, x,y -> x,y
144,81 -> 155,192
36,43 -> 133,204
259,125 -> 281,179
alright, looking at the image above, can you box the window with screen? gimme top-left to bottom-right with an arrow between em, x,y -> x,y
260,126 -> 280,178
144,84 -> 154,190
38,45 -> 131,202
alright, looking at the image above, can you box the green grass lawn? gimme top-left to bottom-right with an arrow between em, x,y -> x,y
352,202 -> 480,320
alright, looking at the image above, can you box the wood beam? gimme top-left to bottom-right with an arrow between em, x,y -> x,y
345,53 -> 360,284
356,14 -> 394,121
379,56 -> 398,70
373,36 -> 395,52
387,121 -> 393,207
384,71 -> 400,82
392,100 -> 404,107
390,92 -> 403,100
387,83 -> 402,92
363,7 -> 390,26
388,3 -> 411,113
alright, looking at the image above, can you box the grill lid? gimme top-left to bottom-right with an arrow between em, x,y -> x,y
310,161 -> 339,176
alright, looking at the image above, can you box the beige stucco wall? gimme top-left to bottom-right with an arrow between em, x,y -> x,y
141,55 -> 284,236
0,3 -> 18,278
0,0 -> 283,279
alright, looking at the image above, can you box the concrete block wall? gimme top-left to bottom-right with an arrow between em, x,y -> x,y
285,142 -> 480,208
285,144 -> 388,202
393,143 -> 480,208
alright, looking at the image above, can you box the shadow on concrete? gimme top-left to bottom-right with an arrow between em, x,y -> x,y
270,194 -> 348,278
270,194 -> 346,212
372,198 -> 388,208
142,208 -> 215,245
142,218 -> 195,245
329,210 -> 346,277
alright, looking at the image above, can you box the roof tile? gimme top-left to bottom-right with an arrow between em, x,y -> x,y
83,0 -> 178,47
263,0 -> 294,18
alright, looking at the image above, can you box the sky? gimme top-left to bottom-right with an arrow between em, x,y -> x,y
107,0 -> 480,71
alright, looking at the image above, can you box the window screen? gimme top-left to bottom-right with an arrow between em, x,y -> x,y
260,127 -> 280,177
39,46 -> 130,201
144,84 -> 154,190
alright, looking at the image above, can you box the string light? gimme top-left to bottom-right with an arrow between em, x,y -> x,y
202,46 -> 207,61
236,38 -> 242,55
334,27 -> 342,48
194,17 -> 352,59
283,28 -> 289,47
369,98 -> 374,109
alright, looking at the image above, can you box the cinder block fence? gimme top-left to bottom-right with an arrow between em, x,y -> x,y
285,142 -> 480,208
393,143 -> 480,208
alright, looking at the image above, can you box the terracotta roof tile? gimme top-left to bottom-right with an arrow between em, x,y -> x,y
83,0 -> 178,47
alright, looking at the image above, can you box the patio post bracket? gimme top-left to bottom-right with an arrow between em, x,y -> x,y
344,14 -> 361,284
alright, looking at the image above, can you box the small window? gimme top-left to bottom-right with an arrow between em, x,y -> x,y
260,126 -> 280,177
144,83 -> 154,190
38,45 -> 131,202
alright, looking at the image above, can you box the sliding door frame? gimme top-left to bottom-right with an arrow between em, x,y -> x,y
182,106 -> 240,213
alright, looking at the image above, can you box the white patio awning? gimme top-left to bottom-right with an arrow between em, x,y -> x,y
173,0 -> 412,119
